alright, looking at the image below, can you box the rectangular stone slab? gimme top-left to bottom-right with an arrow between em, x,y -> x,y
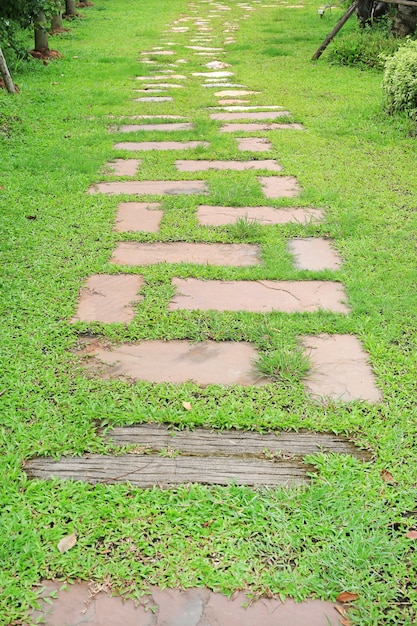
71,275 -> 143,323
301,334 -> 382,403
117,123 -> 193,132
210,111 -> 290,120
288,238 -> 343,271
197,205 -> 324,226
25,455 -> 307,487
221,123 -> 304,132
170,278 -> 350,313
113,141 -> 209,151
134,97 -> 173,102
236,137 -> 272,151
81,340 -> 267,386
107,159 -> 141,176
114,202 -> 163,232
88,181 -> 208,196
175,159 -> 282,172
107,424 -> 370,460
259,176 -> 301,198
110,242 -> 261,266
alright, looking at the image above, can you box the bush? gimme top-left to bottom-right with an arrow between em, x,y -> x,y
327,19 -> 401,70
382,39 -> 417,117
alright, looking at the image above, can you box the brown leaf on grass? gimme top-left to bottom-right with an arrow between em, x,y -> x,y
406,530 -> 417,539
57,532 -> 77,553
340,618 -> 352,626
336,591 -> 359,603
334,605 -> 348,617
182,401 -> 192,411
381,469 -> 396,484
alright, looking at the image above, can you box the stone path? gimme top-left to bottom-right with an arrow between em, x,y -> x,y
28,0 -> 382,620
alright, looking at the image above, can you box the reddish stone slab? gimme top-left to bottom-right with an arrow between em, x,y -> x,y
114,141 -> 209,151
71,275 -> 143,323
301,334 -> 383,403
82,340 -> 266,386
197,205 -> 324,226
215,90 -> 257,97
134,97 -> 173,102
117,123 -> 193,132
259,176 -> 301,198
221,122 -> 304,132
107,159 -> 141,176
236,137 -> 272,151
210,111 -> 290,120
170,278 -> 350,313
114,202 -> 163,232
217,99 -> 249,105
88,181 -> 208,196
175,159 -> 282,172
288,238 -> 343,271
32,581 -> 343,626
110,242 -> 261,266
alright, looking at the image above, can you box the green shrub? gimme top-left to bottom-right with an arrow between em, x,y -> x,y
382,38 -> 417,117
327,21 -> 400,70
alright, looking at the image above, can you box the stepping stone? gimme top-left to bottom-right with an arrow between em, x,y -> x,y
136,74 -> 187,80
135,97 -> 173,102
212,105 -> 285,111
135,89 -> 168,94
32,582 -> 342,626
70,275 -> 143,323
78,339 -> 267,386
140,50 -> 175,55
215,90 -> 258,97
114,202 -> 163,232
89,181 -> 208,196
110,242 -> 261,266
169,278 -> 350,313
218,99 -> 249,105
205,60 -> 231,68
210,111 -> 290,120
25,454 -> 305,487
115,115 -> 186,119
288,238 -> 343,271
175,159 -> 282,172
197,205 -> 324,226
221,122 -> 304,132
116,123 -> 194,132
203,83 -> 247,88
259,176 -> 301,198
107,423 -> 370,461
137,83 -> 184,89
185,45 -> 224,51
192,71 -> 234,77
301,334 -> 383,403
236,137 -> 272,151
107,159 -> 141,176
114,141 -> 209,151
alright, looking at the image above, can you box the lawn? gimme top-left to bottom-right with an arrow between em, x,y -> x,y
0,0 -> 416,623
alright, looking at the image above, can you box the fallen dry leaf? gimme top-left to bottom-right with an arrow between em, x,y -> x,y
340,618 -> 352,626
381,469 -> 396,484
334,605 -> 348,618
57,532 -> 77,553
336,591 -> 359,603
406,530 -> 417,539
182,401 -> 192,411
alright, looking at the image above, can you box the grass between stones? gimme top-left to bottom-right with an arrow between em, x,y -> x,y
1,0 -> 417,623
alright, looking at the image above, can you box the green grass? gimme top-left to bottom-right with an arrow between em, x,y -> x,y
1,0 -> 417,624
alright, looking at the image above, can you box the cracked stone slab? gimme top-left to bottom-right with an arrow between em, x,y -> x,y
221,122 -> 304,132
197,205 -> 324,226
107,159 -> 141,176
114,202 -> 163,232
210,111 -> 290,120
170,278 -> 350,313
134,97 -> 173,102
79,339 -> 267,386
236,137 -> 272,151
115,123 -> 194,133
288,238 -> 343,271
259,176 -> 301,198
301,334 -> 383,403
110,242 -> 261,266
88,181 -> 208,196
32,581 -> 343,625
114,141 -> 209,151
70,275 -> 143,323
175,159 -> 282,172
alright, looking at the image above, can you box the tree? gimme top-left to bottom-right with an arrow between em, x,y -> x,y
0,0 -> 62,53
65,0 -> 77,17
0,46 -> 16,93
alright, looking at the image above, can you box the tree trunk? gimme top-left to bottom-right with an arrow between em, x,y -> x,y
51,11 -> 63,30
34,11 -> 49,52
392,4 -> 417,36
0,47 -> 16,94
65,0 -> 77,16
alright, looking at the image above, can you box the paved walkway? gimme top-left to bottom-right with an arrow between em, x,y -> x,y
27,0 -> 377,621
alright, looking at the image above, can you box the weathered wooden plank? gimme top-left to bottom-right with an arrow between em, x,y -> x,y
24,455 -> 308,487
105,424 -> 370,460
